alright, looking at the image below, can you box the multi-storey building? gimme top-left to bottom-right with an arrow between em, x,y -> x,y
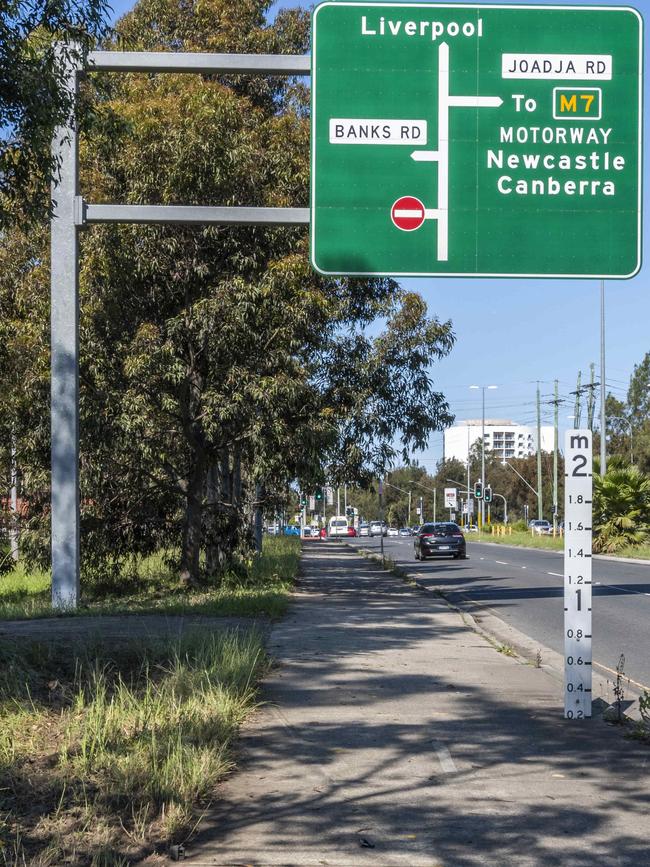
444,419 -> 555,464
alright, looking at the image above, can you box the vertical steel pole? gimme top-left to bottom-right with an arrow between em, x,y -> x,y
600,280 -> 607,476
479,385 -> 485,532
553,379 -> 559,535
536,381 -> 543,520
51,45 -> 80,609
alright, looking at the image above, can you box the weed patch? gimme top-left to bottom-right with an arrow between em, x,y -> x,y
0,628 -> 267,864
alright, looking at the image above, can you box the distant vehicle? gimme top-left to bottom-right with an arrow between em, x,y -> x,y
347,526 -> 357,537
414,522 -> 467,560
529,519 -> 552,535
358,523 -> 370,536
328,516 -> 350,537
369,520 -> 387,537
387,527 -> 399,537
398,527 -> 411,537
302,527 -> 313,537
284,526 -> 300,536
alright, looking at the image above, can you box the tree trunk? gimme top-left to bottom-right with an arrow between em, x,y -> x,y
205,460 -> 219,577
180,453 -> 206,587
253,482 -> 263,554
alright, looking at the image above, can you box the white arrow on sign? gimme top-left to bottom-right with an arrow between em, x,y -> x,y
410,42 -> 502,262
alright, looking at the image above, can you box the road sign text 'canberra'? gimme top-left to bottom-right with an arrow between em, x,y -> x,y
310,2 -> 642,278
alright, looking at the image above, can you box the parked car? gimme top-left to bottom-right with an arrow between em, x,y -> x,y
414,522 -> 467,560
398,527 -> 411,537
369,520 -> 387,537
529,519 -> 552,535
387,527 -> 399,537
347,526 -> 357,537
358,523 -> 370,537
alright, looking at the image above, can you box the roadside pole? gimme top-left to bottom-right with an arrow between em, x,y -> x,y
553,379 -> 559,535
379,478 -> 385,568
564,430 -> 593,719
536,381 -> 543,520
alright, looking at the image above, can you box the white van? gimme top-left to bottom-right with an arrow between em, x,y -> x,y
328,516 -> 349,537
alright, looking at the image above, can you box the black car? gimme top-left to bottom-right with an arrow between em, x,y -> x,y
414,522 -> 467,560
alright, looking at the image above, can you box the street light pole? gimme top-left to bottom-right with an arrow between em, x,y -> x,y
470,384 -> 497,530
600,279 -> 607,475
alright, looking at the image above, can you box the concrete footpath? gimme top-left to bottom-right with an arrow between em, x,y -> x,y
185,544 -> 649,867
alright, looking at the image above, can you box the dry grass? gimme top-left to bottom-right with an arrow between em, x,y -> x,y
0,628 -> 267,865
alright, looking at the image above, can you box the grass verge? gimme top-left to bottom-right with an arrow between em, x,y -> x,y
468,530 -> 650,560
0,536 -> 300,621
0,627 -> 267,865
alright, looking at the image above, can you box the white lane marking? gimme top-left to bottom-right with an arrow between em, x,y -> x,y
547,571 -> 563,577
436,747 -> 457,774
521,566 -> 527,569
479,557 -> 485,560
595,581 -> 601,585
495,560 -> 509,565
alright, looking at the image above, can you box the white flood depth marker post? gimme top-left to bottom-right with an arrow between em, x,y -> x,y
563,430 -> 593,719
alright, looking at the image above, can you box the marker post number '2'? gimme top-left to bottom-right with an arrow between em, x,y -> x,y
310,2 -> 642,278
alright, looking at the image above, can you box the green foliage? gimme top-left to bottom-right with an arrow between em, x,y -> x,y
0,3 -> 111,221
593,466 -> 650,553
0,536 -> 300,620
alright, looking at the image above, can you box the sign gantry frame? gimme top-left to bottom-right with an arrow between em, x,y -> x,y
51,49 -> 310,609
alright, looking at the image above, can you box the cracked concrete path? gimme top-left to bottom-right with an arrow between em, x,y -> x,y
184,543 -> 649,867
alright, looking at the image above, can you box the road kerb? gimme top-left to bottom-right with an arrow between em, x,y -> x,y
350,542 -> 643,723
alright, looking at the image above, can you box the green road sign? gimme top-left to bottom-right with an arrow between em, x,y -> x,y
310,2 -> 642,278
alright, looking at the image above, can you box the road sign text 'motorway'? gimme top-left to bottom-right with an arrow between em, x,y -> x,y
310,2 -> 642,278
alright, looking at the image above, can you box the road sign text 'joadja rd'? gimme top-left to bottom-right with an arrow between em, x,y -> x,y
310,2 -> 642,278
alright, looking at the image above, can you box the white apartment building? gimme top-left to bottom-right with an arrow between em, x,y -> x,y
444,419 -> 555,464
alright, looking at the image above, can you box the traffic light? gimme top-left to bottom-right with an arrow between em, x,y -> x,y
474,481 -> 483,499
484,486 -> 492,504
315,487 -> 323,501
346,506 -> 354,518
300,493 -> 307,507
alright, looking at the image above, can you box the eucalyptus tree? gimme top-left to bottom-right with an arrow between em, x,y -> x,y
0,0 -> 111,221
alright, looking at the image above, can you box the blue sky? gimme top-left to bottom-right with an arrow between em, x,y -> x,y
105,0 -> 650,470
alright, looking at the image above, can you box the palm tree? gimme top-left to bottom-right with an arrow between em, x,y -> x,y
593,466 -> 650,553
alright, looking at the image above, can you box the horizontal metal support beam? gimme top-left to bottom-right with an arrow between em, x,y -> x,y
81,202 -> 310,226
87,51 -> 310,75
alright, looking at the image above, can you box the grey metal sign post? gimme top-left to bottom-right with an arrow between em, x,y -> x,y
50,48 -> 309,608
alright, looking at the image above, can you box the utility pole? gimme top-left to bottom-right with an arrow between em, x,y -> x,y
586,362 -> 597,431
536,381 -> 543,520
600,279 -> 607,475
419,495 -> 424,523
337,486 -> 340,516
553,379 -> 559,535
466,424 -> 471,529
433,486 -> 437,522
571,370 -> 582,429
344,483 -> 347,514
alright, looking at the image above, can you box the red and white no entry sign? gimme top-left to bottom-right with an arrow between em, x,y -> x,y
391,196 -> 426,232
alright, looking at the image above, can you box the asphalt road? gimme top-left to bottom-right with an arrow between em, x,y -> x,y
347,535 -> 650,694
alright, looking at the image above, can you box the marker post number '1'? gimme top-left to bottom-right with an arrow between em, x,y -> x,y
310,2 -> 642,278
